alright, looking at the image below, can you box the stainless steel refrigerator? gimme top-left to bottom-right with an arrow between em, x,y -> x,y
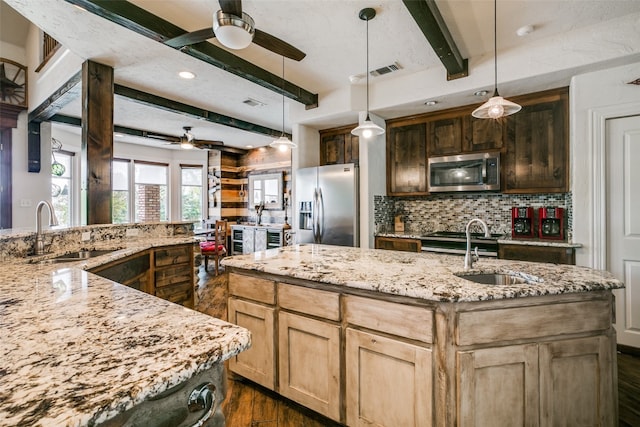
295,163 -> 359,246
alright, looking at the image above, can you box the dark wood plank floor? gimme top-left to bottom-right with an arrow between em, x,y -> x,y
195,264 -> 640,427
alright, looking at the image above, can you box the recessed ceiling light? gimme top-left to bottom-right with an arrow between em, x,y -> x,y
516,25 -> 534,37
424,100 -> 438,106
178,71 -> 196,79
474,90 -> 489,97
114,133 -> 125,138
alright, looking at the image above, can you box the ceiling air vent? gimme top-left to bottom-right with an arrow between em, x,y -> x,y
370,61 -> 403,77
243,97 -> 266,107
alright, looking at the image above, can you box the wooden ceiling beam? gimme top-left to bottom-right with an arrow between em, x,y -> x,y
63,0 -> 318,108
28,70 -> 82,123
402,0 -> 468,80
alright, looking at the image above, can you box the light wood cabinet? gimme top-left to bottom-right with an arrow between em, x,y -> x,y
539,336 -> 614,426
228,297 -> 275,390
503,87 -> 569,193
386,120 -> 428,196
375,236 -> 421,252
346,328 -> 432,427
458,344 -> 539,427
278,311 -> 341,421
319,124 -> 359,166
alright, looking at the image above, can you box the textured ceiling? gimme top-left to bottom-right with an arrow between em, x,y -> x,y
2,0 -> 640,149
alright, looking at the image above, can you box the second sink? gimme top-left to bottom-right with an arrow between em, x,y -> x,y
456,273 -> 536,286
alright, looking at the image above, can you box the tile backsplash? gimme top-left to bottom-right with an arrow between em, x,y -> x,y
374,193 -> 573,239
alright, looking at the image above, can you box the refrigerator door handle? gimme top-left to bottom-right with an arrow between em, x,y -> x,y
318,187 -> 324,243
312,188 -> 319,243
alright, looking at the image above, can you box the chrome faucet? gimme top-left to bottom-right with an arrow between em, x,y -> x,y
464,218 -> 490,270
255,201 -> 264,226
35,200 -> 59,255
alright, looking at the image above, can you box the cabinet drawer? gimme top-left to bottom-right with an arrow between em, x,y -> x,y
154,245 -> 192,267
278,284 -> 340,321
155,281 -> 193,307
229,273 -> 276,305
155,264 -> 192,288
344,295 -> 433,344
457,299 -> 611,346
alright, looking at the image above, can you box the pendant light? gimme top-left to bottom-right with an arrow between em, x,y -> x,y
351,8 -> 385,139
180,126 -> 195,149
270,56 -> 297,152
472,0 -> 521,119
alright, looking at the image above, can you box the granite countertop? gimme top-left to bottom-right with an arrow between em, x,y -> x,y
376,231 -> 582,248
221,244 -> 622,303
0,237 -> 251,427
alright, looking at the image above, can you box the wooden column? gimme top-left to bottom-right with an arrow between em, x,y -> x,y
81,60 -> 113,224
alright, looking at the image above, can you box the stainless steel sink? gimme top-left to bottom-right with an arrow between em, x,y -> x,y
456,273 -> 530,285
51,249 -> 115,262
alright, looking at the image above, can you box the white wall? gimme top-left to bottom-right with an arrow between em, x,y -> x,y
571,61 -> 640,267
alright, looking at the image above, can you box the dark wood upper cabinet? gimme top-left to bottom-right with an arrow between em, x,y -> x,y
428,116 -> 463,156
386,119 -> 427,196
463,116 -> 504,153
320,124 -> 359,166
503,87 -> 569,193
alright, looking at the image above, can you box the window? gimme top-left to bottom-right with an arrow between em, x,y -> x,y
134,161 -> 168,222
112,159 -> 130,224
181,165 -> 203,222
51,151 -> 73,227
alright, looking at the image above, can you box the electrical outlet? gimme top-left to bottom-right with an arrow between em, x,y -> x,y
126,228 -> 139,237
81,232 -> 91,241
20,199 -> 32,207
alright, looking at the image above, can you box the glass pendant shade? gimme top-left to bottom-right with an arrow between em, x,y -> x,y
351,116 -> 385,139
270,135 -> 296,152
213,10 -> 255,50
472,91 -> 522,119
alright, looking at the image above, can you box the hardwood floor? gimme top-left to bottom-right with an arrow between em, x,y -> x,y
194,264 -> 640,427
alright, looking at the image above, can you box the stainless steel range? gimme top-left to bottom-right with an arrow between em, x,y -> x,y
420,231 -> 500,257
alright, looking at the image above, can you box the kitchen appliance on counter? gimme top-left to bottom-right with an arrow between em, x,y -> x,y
421,231 -> 501,257
511,207 -> 535,238
295,163 -> 359,246
428,152 -> 500,192
538,207 -> 565,240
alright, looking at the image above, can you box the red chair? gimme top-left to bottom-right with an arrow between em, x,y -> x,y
199,220 -> 227,275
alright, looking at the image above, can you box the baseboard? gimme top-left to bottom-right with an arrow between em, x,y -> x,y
618,344 -> 640,357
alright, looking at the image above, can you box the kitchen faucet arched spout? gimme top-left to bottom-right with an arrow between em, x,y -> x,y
35,200 -> 59,255
464,218 -> 490,270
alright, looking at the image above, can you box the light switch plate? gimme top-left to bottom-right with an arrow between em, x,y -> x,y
81,232 -> 91,241
126,228 -> 139,237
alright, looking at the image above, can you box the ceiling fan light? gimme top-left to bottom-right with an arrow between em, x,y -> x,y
181,141 -> 195,149
213,10 -> 255,50
351,119 -> 384,139
270,135 -> 296,152
472,95 -> 521,119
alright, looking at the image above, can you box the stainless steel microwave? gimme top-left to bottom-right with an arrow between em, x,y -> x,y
428,152 -> 500,192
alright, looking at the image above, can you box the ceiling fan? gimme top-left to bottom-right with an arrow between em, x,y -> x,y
164,0 -> 306,61
147,127 -> 224,150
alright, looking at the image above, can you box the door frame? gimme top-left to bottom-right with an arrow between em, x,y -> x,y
588,101 -> 640,270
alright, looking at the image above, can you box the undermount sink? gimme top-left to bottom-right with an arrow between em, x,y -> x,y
455,273 -> 537,285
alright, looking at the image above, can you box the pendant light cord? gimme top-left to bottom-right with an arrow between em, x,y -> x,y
493,0 -> 499,97
365,16 -> 370,120
281,56 -> 285,136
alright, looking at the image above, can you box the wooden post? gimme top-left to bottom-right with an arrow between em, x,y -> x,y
81,60 -> 113,225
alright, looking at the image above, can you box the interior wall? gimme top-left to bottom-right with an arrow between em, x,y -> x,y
571,61 -> 640,268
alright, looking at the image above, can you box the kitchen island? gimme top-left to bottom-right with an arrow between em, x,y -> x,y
222,244 -> 624,427
0,236 -> 251,427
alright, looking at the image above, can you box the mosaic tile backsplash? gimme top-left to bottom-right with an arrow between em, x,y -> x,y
374,193 -> 573,239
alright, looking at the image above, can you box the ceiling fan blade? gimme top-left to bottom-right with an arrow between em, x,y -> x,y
144,132 -> 180,143
194,140 -> 225,149
164,27 -> 216,48
219,0 -> 242,17
253,29 -> 306,61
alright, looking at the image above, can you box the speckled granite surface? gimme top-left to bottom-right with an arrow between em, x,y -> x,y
375,232 -> 582,248
0,238 -> 251,427
221,244 -> 623,302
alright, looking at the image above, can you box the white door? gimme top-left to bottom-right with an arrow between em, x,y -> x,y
607,115 -> 640,349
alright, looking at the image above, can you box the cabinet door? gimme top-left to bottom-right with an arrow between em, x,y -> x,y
254,227 -> 267,252
503,89 -> 568,193
387,123 -> 428,195
463,116 -> 504,152
228,298 -> 275,390
427,116 -> 463,156
320,133 -> 345,165
375,236 -> 421,252
242,227 -> 254,254
498,243 -> 575,265
539,336 -> 615,427
346,328 -> 432,427
279,311 -> 341,421
458,344 -> 539,427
